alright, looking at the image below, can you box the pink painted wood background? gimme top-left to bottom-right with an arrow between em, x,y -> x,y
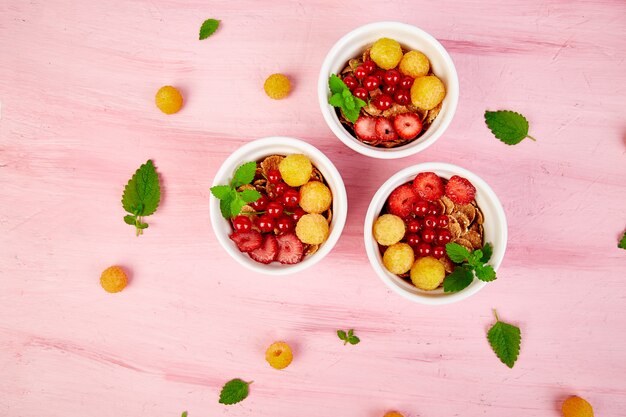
1,0 -> 625,415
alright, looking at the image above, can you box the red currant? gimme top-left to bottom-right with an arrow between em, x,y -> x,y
233,215 -> 252,231
266,201 -> 284,218
373,68 -> 386,82
276,216 -> 294,234
343,75 -> 358,91
400,76 -> 414,89
421,228 -> 436,243
256,215 -> 275,233
424,215 -> 438,229
354,66 -> 367,80
363,75 -> 380,91
373,94 -> 393,111
437,215 -> 449,228
383,69 -> 401,86
407,219 -> 421,233
432,246 -> 445,259
413,200 -> 429,217
362,60 -> 376,74
382,84 -> 397,95
406,233 -> 421,247
393,89 -> 411,105
427,204 -> 441,216
416,243 -> 432,257
250,194 -> 268,211
290,207 -> 306,222
273,182 -> 288,197
267,169 -> 281,184
353,87 -> 368,100
436,229 -> 452,245
282,189 -> 300,208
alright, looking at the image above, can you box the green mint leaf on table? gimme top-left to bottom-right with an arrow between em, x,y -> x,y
219,378 -> 252,405
337,330 -> 347,341
232,161 -> 257,188
181,412 -> 187,417
484,110 -> 536,145
328,74 -> 347,94
443,265 -> 474,293
121,159 -> 161,236
481,242 -> 493,262
199,18 -> 220,40
618,231 -> 626,249
240,189 -> 261,203
445,242 -> 471,263
487,309 -> 521,368
337,329 -> 360,345
474,263 -> 496,282
348,335 -> 360,345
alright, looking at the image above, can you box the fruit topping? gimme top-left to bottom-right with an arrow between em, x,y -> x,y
399,76 -> 414,89
354,116 -> 378,141
373,214 -> 405,246
296,213 -> 330,245
229,230 -> 263,252
267,169 -> 282,184
343,75 -> 358,91
387,184 -> 418,218
266,201 -> 284,218
412,172 -> 444,201
363,75 -> 380,91
393,113 -> 423,140
421,228 -> 436,243
281,188 -> 300,208
276,216 -> 294,234
299,181 -> 332,214
362,60 -> 376,74
406,233 -> 421,247
383,243 -> 415,274
432,245 -> 445,259
393,89 -> 411,105
353,87 -> 368,100
416,243 -> 432,257
279,154 -> 313,187
445,175 -> 477,204
276,233 -> 304,264
233,215 -> 252,232
373,94 -> 393,111
256,214 -> 275,233
354,65 -> 367,80
410,256 -> 445,290
370,38 -> 403,70
249,234 -> 278,264
436,229 -> 452,245
412,200 -> 429,217
250,194 -> 268,211
399,50 -> 430,78
375,117 -> 398,142
410,75 -> 446,110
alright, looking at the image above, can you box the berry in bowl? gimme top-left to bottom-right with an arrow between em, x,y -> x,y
364,163 -> 507,305
210,137 -> 347,275
319,22 -> 458,159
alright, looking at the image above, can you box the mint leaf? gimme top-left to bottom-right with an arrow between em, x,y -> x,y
229,195 -> 247,218
484,110 -> 536,145
343,106 -> 360,123
348,336 -> 360,345
329,93 -> 344,107
354,96 -> 367,107
240,189 -> 261,204
121,160 -> 161,236
443,265 -> 474,293
219,193 -> 234,219
487,310 -> 521,368
137,222 -> 149,230
211,185 -> 231,199
181,412 -> 188,417
199,19 -> 220,40
347,329 -> 354,337
445,243 -> 470,264
618,231 -> 626,250
475,263 -> 496,282
232,162 -> 257,188
219,378 -> 251,405
123,215 -> 136,226
338,329 -> 359,345
329,74 -> 347,94
337,330 -> 347,340
481,243 -> 493,262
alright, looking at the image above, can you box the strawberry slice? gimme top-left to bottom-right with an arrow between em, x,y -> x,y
394,113 -> 423,140
412,172 -> 444,202
354,116 -> 377,141
249,234 -> 278,264
445,175 -> 476,204
387,184 -> 418,218
375,117 -> 398,141
275,233 -> 304,264
229,230 -> 262,252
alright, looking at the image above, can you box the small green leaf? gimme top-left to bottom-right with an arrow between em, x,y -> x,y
481,242 -> 493,262
199,18 -> 220,40
443,266 -> 474,293
123,215 -> 136,226
347,329 -> 354,337
211,185 -> 232,199
220,193 -> 234,219
181,412 -> 188,417
618,231 -> 626,250
344,95 -> 355,110
239,189 -> 261,204
232,162 -> 257,188
474,263 -> 496,282
229,195 -> 247,218
468,249 -> 484,266
445,243 -> 470,264
219,378 -> 251,405
353,96 -> 367,107
343,106 -> 360,124
348,336 -> 360,345
337,330 -> 347,340
121,160 -> 161,234
329,74 -> 347,95
487,310 -> 521,368
137,222 -> 149,230
329,93 -> 344,107
484,110 -> 535,145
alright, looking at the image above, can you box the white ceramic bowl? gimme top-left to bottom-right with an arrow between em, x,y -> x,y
318,21 -> 459,159
364,163 -> 507,304
210,137 -> 348,276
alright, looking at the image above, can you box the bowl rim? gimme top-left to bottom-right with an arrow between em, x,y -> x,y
318,21 -> 459,159
364,162 -> 508,305
210,136 -> 348,276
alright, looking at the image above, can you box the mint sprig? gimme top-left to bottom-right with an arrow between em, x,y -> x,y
487,309 -> 521,368
121,160 -> 161,236
199,19 -> 220,40
618,231 -> 626,250
328,74 -> 366,123
211,161 -> 261,219
337,329 -> 360,345
484,110 -> 536,145
181,412 -> 187,417
219,378 -> 252,405
443,242 -> 496,292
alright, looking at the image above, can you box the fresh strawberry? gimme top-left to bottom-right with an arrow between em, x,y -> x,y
412,172 -> 444,202
387,184 -> 418,218
445,175 -> 476,204
375,117 -> 398,141
249,234 -> 278,264
229,230 -> 262,252
275,233 -> 304,264
354,116 -> 377,141
394,113 -> 423,140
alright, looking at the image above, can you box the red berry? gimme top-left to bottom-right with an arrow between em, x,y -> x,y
290,207 -> 306,222
417,243 -> 432,257
387,184 -> 418,218
275,232 -> 304,264
373,68 -> 386,82
273,182 -> 289,197
432,246 -> 445,259
256,214 -> 275,233
421,228 -> 436,243
436,229 -> 452,245
412,172 -> 445,202
373,94 -> 393,111
229,230 -> 262,252
363,75 -> 380,91
382,84 -> 397,95
424,215 -> 438,229
413,200 -> 429,217
427,203 -> 441,216
445,175 -> 477,205
282,189 -> 300,208
248,234 -> 278,264
276,216 -> 294,234
400,76 -> 414,89
266,201 -> 284,218
406,233 -> 421,247
354,66 -> 367,80
233,215 -> 252,232
383,69 -> 401,86
375,117 -> 398,141
353,87 -> 368,100
394,112 -> 423,140
437,215 -> 449,228
250,194 -> 268,211
267,169 -> 282,184
362,60 -> 376,74
407,219 -> 421,233
393,89 -> 411,105
343,75 -> 358,91
354,116 -> 377,141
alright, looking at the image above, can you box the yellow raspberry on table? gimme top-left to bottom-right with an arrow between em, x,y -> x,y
264,73 -> 291,99
100,266 -> 128,293
265,341 -> 293,370
155,85 -> 183,114
383,412 -> 405,417
562,396 -> 594,417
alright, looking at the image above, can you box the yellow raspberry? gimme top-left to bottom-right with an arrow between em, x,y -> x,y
410,256 -> 445,290
299,181 -> 332,214
410,75 -> 446,110
295,213 -> 329,245
399,50 -> 430,78
100,266 -> 128,293
370,38 -> 403,70
265,341 -> 293,370
155,85 -> 183,114
383,243 -> 414,274
264,73 -> 291,100
562,396 -> 594,417
373,214 -> 405,246
279,154 -> 313,187
383,412 -> 405,417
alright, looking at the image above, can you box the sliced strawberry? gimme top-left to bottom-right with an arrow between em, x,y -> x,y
249,234 -> 278,264
412,172 -> 444,202
229,230 -> 262,252
354,116 -> 377,141
445,175 -> 476,204
394,113 -> 423,140
375,117 -> 398,141
387,184 -> 418,218
275,233 -> 304,264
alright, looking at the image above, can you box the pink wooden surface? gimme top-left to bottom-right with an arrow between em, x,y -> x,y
1,0 -> 625,415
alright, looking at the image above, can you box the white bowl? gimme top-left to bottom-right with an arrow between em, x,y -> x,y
210,137 -> 348,276
364,163 -> 507,305
318,21 -> 459,159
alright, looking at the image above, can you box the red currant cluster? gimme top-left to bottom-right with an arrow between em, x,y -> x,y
403,200 -> 451,260
343,61 -> 414,111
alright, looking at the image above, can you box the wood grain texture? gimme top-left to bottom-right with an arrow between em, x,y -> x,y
1,0 -> 625,415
